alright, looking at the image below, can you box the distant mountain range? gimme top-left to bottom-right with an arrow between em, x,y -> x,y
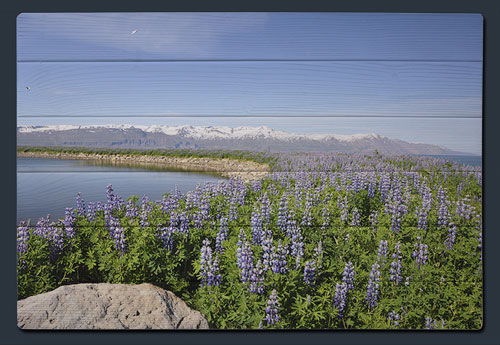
17,125 -> 462,155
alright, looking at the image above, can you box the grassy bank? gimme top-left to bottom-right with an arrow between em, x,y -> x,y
17,146 -> 276,167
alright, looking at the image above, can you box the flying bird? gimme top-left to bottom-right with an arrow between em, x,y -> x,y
130,30 -> 137,35
25,87 -> 30,91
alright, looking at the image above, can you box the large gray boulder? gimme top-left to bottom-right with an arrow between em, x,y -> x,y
17,283 -> 210,329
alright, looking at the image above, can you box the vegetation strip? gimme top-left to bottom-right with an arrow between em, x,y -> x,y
17,152 -> 482,329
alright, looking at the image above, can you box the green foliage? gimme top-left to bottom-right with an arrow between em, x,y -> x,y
16,154 -> 482,330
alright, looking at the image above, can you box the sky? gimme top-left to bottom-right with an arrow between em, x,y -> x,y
17,13 -> 483,154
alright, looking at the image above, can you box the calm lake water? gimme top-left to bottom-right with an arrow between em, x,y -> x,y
17,157 -> 226,223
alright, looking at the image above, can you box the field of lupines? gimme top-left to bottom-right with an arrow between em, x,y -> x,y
16,151 -> 483,329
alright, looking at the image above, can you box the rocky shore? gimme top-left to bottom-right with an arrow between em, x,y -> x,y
17,151 -> 269,183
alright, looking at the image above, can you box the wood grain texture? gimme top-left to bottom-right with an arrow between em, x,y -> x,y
17,13 -> 483,62
17,61 -> 482,118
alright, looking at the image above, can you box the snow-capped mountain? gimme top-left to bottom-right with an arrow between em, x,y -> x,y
17,124 -> 458,155
18,124 -> 381,141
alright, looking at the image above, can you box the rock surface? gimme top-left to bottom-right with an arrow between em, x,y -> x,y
17,283 -> 210,330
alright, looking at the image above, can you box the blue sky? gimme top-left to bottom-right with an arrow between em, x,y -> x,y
17,13 -> 483,154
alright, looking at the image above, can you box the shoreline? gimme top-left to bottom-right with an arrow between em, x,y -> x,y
17,151 -> 269,183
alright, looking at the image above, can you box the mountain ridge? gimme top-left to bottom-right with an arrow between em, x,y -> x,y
17,125 -> 463,155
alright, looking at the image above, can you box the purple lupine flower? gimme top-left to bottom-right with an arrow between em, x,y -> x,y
215,216 -> 229,254
350,207 -> 361,227
285,210 -> 297,238
277,193 -> 289,232
377,240 -> 389,266
157,225 -> 175,252
289,225 -> 304,269
342,261 -> 356,290
415,183 -> 432,231
261,236 -> 275,272
437,186 -> 450,228
388,197 -> 407,234
200,238 -> 211,286
387,311 -> 401,328
75,192 -> 85,216
415,206 -> 429,231
249,259 -> 265,293
334,261 -> 356,318
177,211 -> 190,237
424,317 -> 438,330
48,225 -> 65,260
199,239 -> 221,287
229,197 -> 238,222
378,174 -> 391,202
159,194 -> 179,216
35,216 -> 65,260
303,260 -> 317,286
139,195 -> 152,228
271,240 -> 288,274
96,201 -> 103,212
252,180 -> 262,193
87,202 -> 96,222
17,221 -> 30,260
389,242 -> 403,285
366,262 -> 381,308
437,202 -> 451,229
106,184 -> 115,205
236,228 -> 247,247
367,173 -> 377,198
251,210 -> 264,245
34,215 -> 51,238
444,222 -> 457,250
104,207 -> 126,255
333,282 -> 348,318
264,289 -> 280,325
211,255 -> 222,286
260,193 -> 271,225
103,203 -> 114,228
412,237 -> 429,269
112,226 -> 126,256
301,191 -> 313,227
456,196 -> 475,220
125,200 -> 138,219
191,210 -> 204,230
198,191 -> 211,224
236,241 -> 254,283
107,215 -> 126,255
62,208 -> 76,238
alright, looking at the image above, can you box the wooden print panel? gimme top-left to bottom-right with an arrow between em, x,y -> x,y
16,12 -> 483,331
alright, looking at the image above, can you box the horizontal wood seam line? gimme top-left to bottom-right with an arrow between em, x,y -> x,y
17,59 -> 483,63
17,115 -> 482,119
